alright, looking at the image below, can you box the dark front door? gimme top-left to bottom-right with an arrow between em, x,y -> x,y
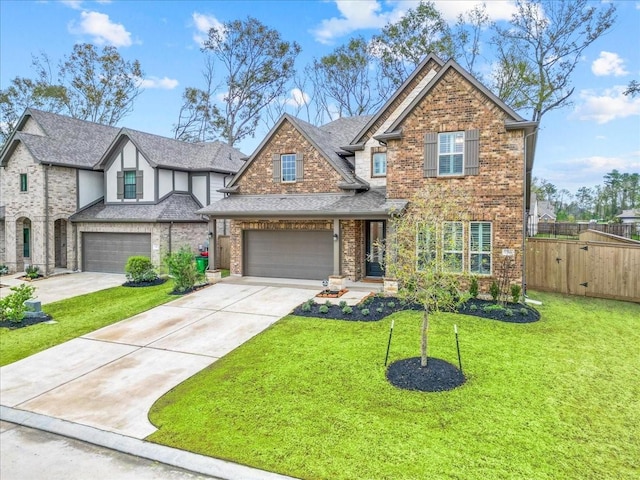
366,220 -> 386,277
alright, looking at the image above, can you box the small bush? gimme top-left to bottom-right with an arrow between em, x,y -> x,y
319,305 -> 329,314
489,281 -> 500,301
163,247 -> 204,293
25,265 -> 40,279
324,300 -> 332,307
376,307 -> 383,313
125,256 -> 158,283
0,284 -> 36,322
505,308 -> 514,317
0,264 -> 8,275
483,304 -> 504,313
520,307 -> 529,316
361,308 -> 370,316
469,304 -> 478,311
301,303 -> 312,312
342,306 -> 353,314
469,277 -> 479,298
387,301 -> 396,308
511,284 -> 522,304
339,300 -> 348,308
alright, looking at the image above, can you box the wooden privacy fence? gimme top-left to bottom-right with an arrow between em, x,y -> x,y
536,222 -> 635,238
217,235 -> 230,270
526,237 -> 640,302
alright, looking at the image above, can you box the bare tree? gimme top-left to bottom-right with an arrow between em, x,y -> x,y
453,3 -> 491,79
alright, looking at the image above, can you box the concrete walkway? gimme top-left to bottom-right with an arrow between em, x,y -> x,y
1,278 -> 377,479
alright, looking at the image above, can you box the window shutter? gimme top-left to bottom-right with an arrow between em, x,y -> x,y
464,129 -> 480,176
117,171 -> 124,199
135,170 -> 143,199
295,153 -> 304,181
423,133 -> 437,177
272,153 -> 281,183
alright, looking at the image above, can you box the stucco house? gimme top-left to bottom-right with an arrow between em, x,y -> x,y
199,54 -> 537,291
0,108 -> 244,274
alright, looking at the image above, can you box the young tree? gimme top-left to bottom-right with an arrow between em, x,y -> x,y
491,0 -> 616,123
382,185 -> 470,368
452,3 -> 491,79
372,1 -> 454,89
194,16 -> 301,146
1,44 -> 143,143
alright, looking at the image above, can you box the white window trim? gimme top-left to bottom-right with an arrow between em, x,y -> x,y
123,170 -> 137,199
470,221 -> 492,276
372,151 -> 387,177
281,153 -> 296,183
443,221 -> 464,273
438,131 -> 465,176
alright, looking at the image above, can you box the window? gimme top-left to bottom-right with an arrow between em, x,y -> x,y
372,151 -> 387,177
438,132 -> 464,175
123,171 -> 137,199
470,222 -> 492,275
20,173 -> 28,192
416,224 -> 436,271
443,222 -> 463,272
281,154 -> 296,182
23,227 -> 30,258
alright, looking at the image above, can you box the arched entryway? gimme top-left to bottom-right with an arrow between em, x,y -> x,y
15,217 -> 31,272
54,219 -> 68,268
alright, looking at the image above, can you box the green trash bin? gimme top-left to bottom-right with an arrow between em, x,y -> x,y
195,256 -> 207,273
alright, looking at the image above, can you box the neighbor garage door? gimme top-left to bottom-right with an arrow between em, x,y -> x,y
244,230 -> 333,280
82,232 -> 151,273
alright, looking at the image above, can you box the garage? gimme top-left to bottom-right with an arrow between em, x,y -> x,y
82,232 -> 151,273
244,230 -> 333,280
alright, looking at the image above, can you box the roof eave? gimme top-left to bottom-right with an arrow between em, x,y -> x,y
373,130 -> 403,143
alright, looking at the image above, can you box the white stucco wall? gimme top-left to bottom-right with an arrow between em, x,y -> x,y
175,171 -> 188,191
209,174 -> 225,203
78,170 -> 104,208
192,175 -> 207,206
158,169 -> 173,198
21,117 -> 45,136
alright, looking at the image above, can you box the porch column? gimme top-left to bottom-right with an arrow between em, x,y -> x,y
208,218 -> 216,270
333,219 -> 340,275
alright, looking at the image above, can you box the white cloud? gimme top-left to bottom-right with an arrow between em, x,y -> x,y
139,76 -> 179,90
595,135 -> 606,140
311,0 -> 516,44
61,0 -> 83,9
192,12 -> 224,46
564,152 -> 640,174
69,11 -> 132,47
573,86 -> 640,124
285,88 -> 310,107
591,51 -> 628,77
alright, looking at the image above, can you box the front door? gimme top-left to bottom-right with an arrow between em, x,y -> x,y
366,220 -> 386,277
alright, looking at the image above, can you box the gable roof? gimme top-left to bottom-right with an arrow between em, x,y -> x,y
617,209 -> 640,219
69,193 -> 206,223
227,114 -> 371,190
0,108 -> 120,168
537,200 -> 556,219
96,128 -> 245,173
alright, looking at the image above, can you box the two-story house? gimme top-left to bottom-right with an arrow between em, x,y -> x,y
0,109 -> 244,274
199,54 -> 537,292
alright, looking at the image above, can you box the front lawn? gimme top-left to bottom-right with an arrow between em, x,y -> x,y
0,282 -> 175,366
148,292 -> 640,480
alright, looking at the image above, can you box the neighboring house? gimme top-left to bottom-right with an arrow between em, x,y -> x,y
199,54 -> 537,291
616,209 -> 640,234
0,109 -> 244,274
528,192 -> 557,236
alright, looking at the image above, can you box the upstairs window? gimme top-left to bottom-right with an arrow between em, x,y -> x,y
372,150 -> 387,177
470,222 -> 492,275
20,173 -> 28,192
117,170 -> 143,200
124,171 -> 137,199
281,154 -> 296,182
438,132 -> 464,175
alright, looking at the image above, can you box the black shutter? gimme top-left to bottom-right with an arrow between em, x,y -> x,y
423,132 -> 437,177
465,129 -> 480,176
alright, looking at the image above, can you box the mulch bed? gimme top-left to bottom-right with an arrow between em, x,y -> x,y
387,357 -> 466,392
292,295 -> 540,323
123,278 -> 167,288
0,314 -> 53,330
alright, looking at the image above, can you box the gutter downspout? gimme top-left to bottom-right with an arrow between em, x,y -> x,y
522,129 -> 537,296
169,221 -> 173,255
45,164 -> 50,275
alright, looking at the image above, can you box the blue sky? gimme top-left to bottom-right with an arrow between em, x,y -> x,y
1,0 -> 639,193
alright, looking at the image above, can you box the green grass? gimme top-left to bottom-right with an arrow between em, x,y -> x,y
148,292 -> 640,480
0,282 -> 175,366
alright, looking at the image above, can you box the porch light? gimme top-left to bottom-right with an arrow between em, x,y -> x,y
333,233 -> 339,241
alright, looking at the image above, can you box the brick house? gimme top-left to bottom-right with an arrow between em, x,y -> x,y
0,109 -> 244,274
199,54 -> 537,292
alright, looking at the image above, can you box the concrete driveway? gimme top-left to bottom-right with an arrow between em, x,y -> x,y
0,272 -> 125,304
0,282 -> 321,439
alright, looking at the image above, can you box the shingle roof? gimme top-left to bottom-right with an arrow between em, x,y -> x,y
537,200 -> 556,219
69,193 -> 206,222
617,209 -> 640,219
198,188 -> 407,219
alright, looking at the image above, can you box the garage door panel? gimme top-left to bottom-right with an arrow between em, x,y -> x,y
244,231 -> 333,280
83,233 -> 151,273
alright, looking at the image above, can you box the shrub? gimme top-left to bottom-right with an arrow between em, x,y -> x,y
339,300 -> 348,308
520,307 -> 529,316
0,284 -> 36,322
361,308 -> 370,316
163,247 -> 204,293
469,277 -> 479,298
505,308 -> 514,317
125,256 -> 158,283
324,300 -> 332,307
469,304 -> 478,311
387,301 -> 396,308
511,284 -> 522,304
301,303 -> 312,312
25,265 -> 40,279
0,264 -> 8,275
319,305 -> 329,314
489,281 -> 500,301
483,304 -> 504,313
342,306 -> 353,315
376,307 -> 383,313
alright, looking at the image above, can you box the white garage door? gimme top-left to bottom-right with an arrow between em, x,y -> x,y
244,230 -> 333,280
82,233 -> 151,273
